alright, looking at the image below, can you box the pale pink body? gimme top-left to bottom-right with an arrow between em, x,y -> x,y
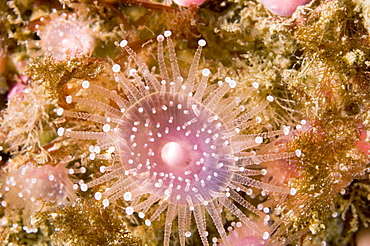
259,0 -> 311,16
7,75 -> 28,99
219,223 -> 281,246
1,162 -> 77,227
36,11 -> 95,60
173,0 -> 207,7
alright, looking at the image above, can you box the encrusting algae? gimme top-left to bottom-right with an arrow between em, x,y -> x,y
0,0 -> 370,245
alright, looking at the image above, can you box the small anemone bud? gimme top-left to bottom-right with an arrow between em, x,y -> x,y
259,0 -> 312,16
172,0 -> 207,7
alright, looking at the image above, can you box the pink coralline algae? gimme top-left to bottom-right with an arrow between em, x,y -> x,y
259,0 -> 312,16
356,124 -> 370,155
33,10 -> 96,60
58,31 -> 292,245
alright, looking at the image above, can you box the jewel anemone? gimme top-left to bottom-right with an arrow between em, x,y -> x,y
0,158 -> 77,231
219,221 -> 282,246
58,31 -> 291,246
31,9 -> 96,61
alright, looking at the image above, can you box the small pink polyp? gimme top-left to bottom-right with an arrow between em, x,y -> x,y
173,0 -> 207,7
259,0 -> 312,16
35,11 -> 96,60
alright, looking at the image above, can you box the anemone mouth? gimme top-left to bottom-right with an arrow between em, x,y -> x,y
120,91 -> 234,205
